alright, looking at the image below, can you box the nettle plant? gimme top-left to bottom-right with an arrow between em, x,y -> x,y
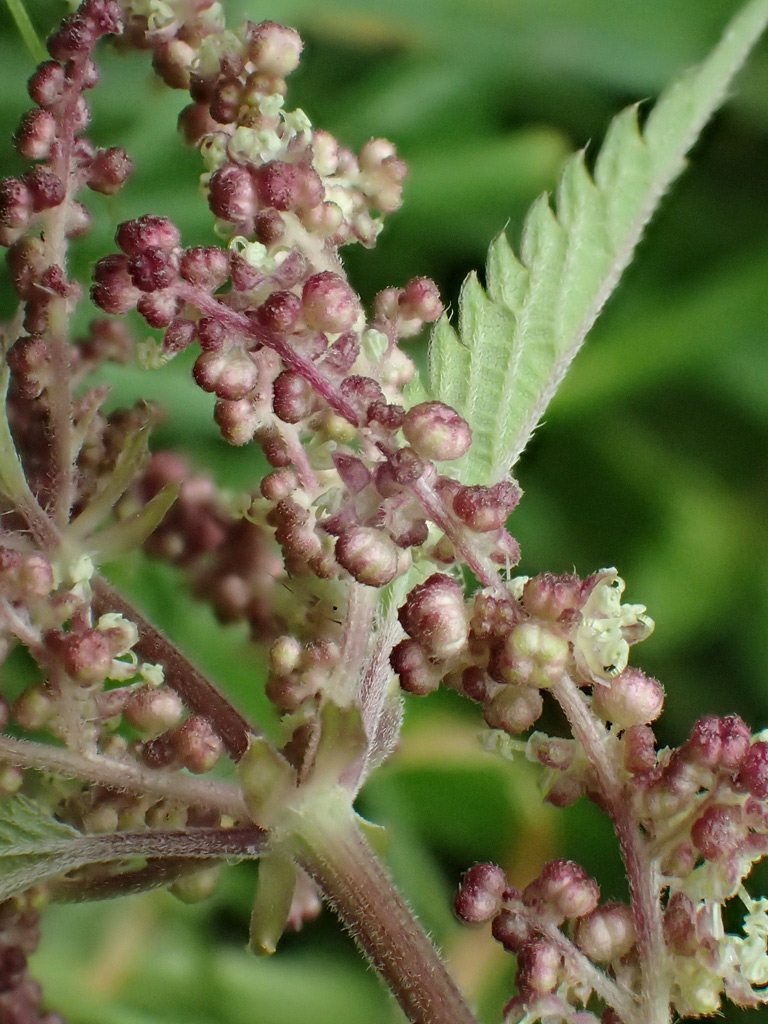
1,1 -> 768,1023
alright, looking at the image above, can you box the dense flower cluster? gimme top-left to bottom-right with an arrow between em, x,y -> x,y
2,4 -> 768,1024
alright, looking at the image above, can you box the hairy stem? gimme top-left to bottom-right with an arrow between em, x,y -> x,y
284,793 -> 478,1024
551,673 -> 669,1024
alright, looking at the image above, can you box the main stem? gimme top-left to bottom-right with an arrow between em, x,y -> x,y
285,795 -> 478,1024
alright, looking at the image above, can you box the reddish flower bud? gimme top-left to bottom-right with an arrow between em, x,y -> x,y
523,860 -> 599,922
682,714 -> 751,771
210,76 -> 243,124
208,164 -> 258,223
491,909 -> 530,953
60,629 -> 113,685
691,803 -> 745,859
180,247 -> 231,288
399,574 -> 468,658
0,177 -> 33,230
453,482 -> 519,533
736,740 -> 768,799
88,146 -> 133,194
402,402 -> 471,462
116,215 -> 180,257
48,15 -> 97,61
483,684 -> 543,735
255,161 -> 300,211
575,902 -> 636,962
390,638 -> 440,695
91,254 -> 140,313
128,248 -> 179,292
516,937 -> 561,995
623,724 -> 657,774
521,572 -> 582,621
163,318 -> 197,354
28,60 -> 67,108
455,863 -> 508,923
254,290 -> 303,334
302,272 -> 359,333
137,290 -> 180,328
14,109 -> 58,161
272,370 -> 314,422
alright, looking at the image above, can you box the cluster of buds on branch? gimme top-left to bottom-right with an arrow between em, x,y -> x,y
1,3 -> 768,1024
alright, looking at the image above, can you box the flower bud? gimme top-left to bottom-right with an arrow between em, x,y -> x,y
272,370 -> 314,422
124,686 -> 184,737
682,714 -> 751,772
402,402 -> 472,462
180,247 -> 231,288
208,164 -> 258,223
454,863 -> 507,923
521,572 -> 581,621
491,909 -> 530,953
28,60 -> 66,107
88,146 -> 133,195
398,574 -> 468,658
591,668 -> 664,728
335,527 -> 402,587
214,398 -> 260,445
248,22 -> 303,78
483,685 -> 543,735
14,109 -> 58,161
516,937 -> 561,994
574,902 -> 636,962
523,860 -> 599,921
172,715 -> 223,774
59,629 -> 113,685
116,215 -> 180,257
194,350 -> 258,400
691,803 -> 745,859
302,272 -> 359,333
390,638 -> 441,695
736,741 -> 768,799
453,482 -> 520,533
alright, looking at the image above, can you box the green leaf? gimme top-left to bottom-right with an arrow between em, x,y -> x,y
428,0 -> 768,484
0,794 -> 80,902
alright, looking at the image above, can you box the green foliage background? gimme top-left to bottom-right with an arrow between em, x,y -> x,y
1,1 -> 768,1021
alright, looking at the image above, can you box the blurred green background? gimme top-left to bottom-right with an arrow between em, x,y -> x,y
2,1 -> 768,1021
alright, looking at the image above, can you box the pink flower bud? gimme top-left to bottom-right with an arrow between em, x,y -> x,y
523,860 -> 599,921
575,902 -> 636,962
483,684 -> 543,735
682,714 -> 751,771
736,741 -> 768,799
180,247 -> 231,288
491,910 -> 530,953
208,164 -> 258,223
517,937 -> 561,995
454,863 -> 508,923
0,178 -> 33,230
398,574 -> 468,658
14,109 -> 58,161
591,668 -> 664,728
402,402 -> 471,462
124,686 -> 184,737
254,291 -> 303,334
128,248 -> 179,292
390,638 -> 440,695
521,572 -> 581,620
272,370 -> 314,422
171,715 -> 223,774
335,527 -> 402,587
88,146 -> 133,194
28,61 -> 67,108
302,272 -> 359,333
623,724 -> 657,774
91,254 -> 140,313
48,15 -> 97,61
453,482 -> 519,533
248,22 -> 303,78
194,350 -> 258,400
59,629 -> 113,685
399,277 -> 443,322
691,803 -> 745,859
116,215 -> 180,257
